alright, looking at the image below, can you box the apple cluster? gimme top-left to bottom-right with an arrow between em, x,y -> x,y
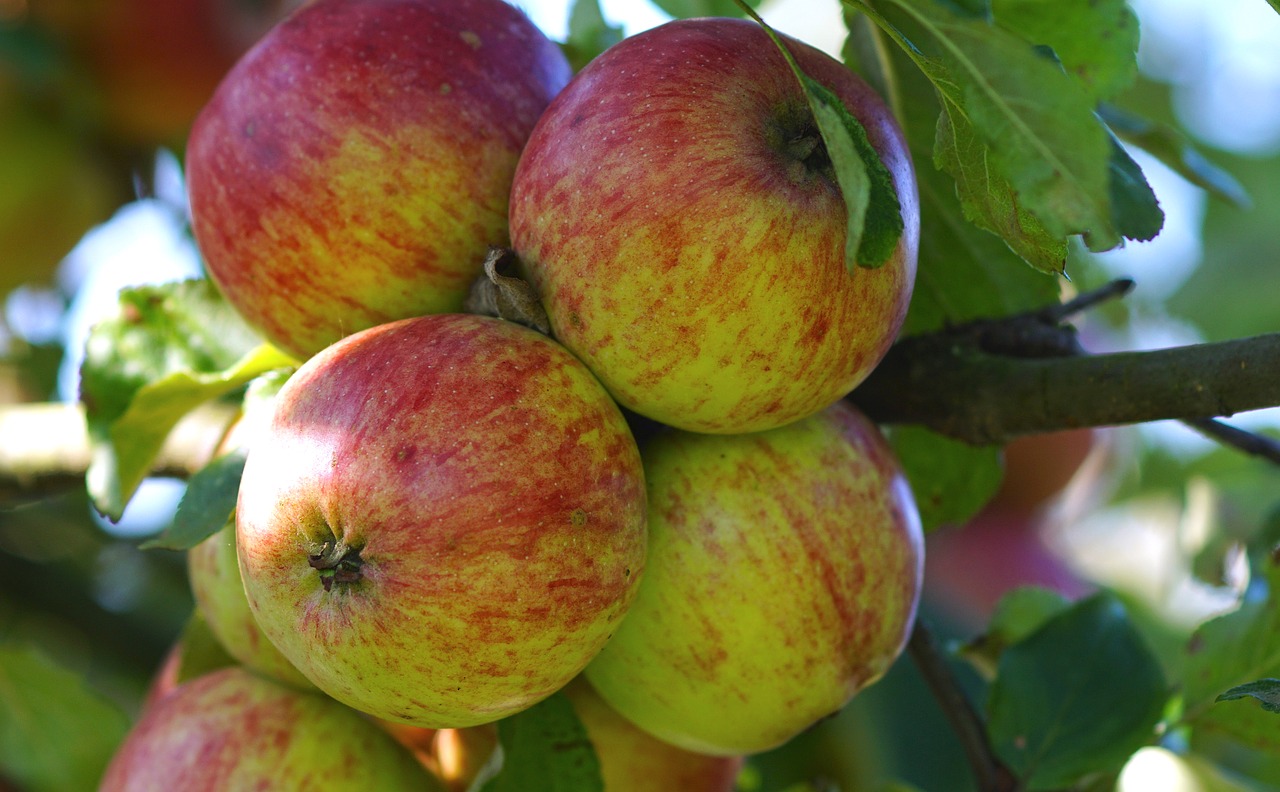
103,1 -> 925,788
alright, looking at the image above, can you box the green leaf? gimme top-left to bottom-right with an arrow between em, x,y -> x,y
960,587 -> 1072,678
888,425 -> 1002,532
79,279 -> 295,520
140,448 -> 248,551
0,644 -> 132,792
1216,679 -> 1280,714
903,157 -> 1062,335
987,594 -> 1168,789
1099,104 -> 1250,208
562,0 -> 622,72
991,0 -> 1139,101
650,0 -> 761,17
1181,562 -> 1280,752
1105,132 -> 1164,244
739,6 -> 904,269
477,692 -> 603,792
172,611 -> 237,686
852,0 -> 1125,267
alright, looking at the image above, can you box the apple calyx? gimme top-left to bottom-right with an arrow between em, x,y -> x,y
769,105 -> 836,188
463,247 -> 551,336
307,539 -> 364,592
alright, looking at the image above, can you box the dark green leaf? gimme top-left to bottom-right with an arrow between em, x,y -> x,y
960,587 -> 1071,678
888,426 -> 1002,532
903,158 -> 1062,335
1181,562 -> 1280,751
1100,104 -> 1251,208
562,0 -> 623,72
0,644 -> 132,792
79,278 -> 295,520
992,0 -> 1139,101
1106,133 -> 1164,244
650,0 -> 761,17
140,448 -> 248,551
1216,679 -> 1280,714
477,692 -> 603,792
172,611 -> 238,686
987,594 -> 1168,789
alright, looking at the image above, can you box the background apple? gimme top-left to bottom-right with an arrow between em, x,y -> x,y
236,314 -> 648,728
510,17 -> 918,435
100,666 -> 444,791
187,0 -> 573,360
585,401 -> 923,755
188,522 -> 315,690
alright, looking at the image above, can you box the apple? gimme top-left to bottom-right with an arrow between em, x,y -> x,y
235,314 -> 648,728
188,522 -> 315,690
187,0 -> 573,360
585,401 -> 923,755
99,667 -> 444,791
509,17 -> 918,435
988,428 -> 1101,516
564,678 -> 744,792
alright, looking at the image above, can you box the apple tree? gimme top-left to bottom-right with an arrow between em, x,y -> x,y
2,0 -> 1280,790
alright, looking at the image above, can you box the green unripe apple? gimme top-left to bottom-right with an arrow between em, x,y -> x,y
585,401 -> 923,755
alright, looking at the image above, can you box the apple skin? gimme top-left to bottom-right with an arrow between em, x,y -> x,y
187,0 -> 572,360
585,401 -> 923,755
564,678 -> 743,792
188,522 -> 315,690
100,667 -> 444,791
236,314 -> 648,728
510,17 -> 919,435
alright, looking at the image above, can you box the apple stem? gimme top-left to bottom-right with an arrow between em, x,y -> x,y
307,539 -> 364,592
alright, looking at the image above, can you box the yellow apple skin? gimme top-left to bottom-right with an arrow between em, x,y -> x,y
585,401 -> 923,755
510,17 -> 918,434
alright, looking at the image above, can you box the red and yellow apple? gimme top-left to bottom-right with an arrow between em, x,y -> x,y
510,17 -> 918,434
187,0 -> 572,359
585,401 -> 923,755
100,667 -> 443,791
235,314 -> 648,728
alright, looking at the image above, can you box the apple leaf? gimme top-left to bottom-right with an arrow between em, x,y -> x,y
172,611 -> 238,686
139,447 -> 248,551
987,594 -> 1169,790
649,0 -> 762,18
991,0 -> 1139,102
79,278 -> 296,520
1099,103 -> 1251,208
1216,679 -> 1280,715
887,425 -> 1002,532
850,0 -> 1138,269
562,0 -> 622,72
738,4 -> 903,269
1180,561 -> 1280,752
959,586 -> 1071,679
1105,132 -> 1164,244
0,643 -> 132,792
476,691 -> 603,792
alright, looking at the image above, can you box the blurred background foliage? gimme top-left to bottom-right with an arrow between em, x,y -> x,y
1,0 -> 1278,790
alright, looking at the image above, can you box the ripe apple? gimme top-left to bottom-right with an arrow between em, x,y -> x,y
510,17 -> 919,434
564,678 -> 744,792
187,0 -> 572,360
188,522 -> 315,690
100,667 -> 444,791
236,314 -> 648,728
585,401 -> 923,755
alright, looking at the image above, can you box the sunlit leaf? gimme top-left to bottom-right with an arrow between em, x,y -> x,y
988,594 -> 1168,789
0,644 -> 131,792
477,692 -> 603,792
992,0 -> 1139,101
79,279 -> 295,520
650,0 -> 761,17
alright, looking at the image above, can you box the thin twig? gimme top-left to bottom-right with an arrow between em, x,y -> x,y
1183,417 -> 1280,465
908,620 -> 1018,792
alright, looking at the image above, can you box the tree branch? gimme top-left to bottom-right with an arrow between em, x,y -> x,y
851,331 -> 1280,446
